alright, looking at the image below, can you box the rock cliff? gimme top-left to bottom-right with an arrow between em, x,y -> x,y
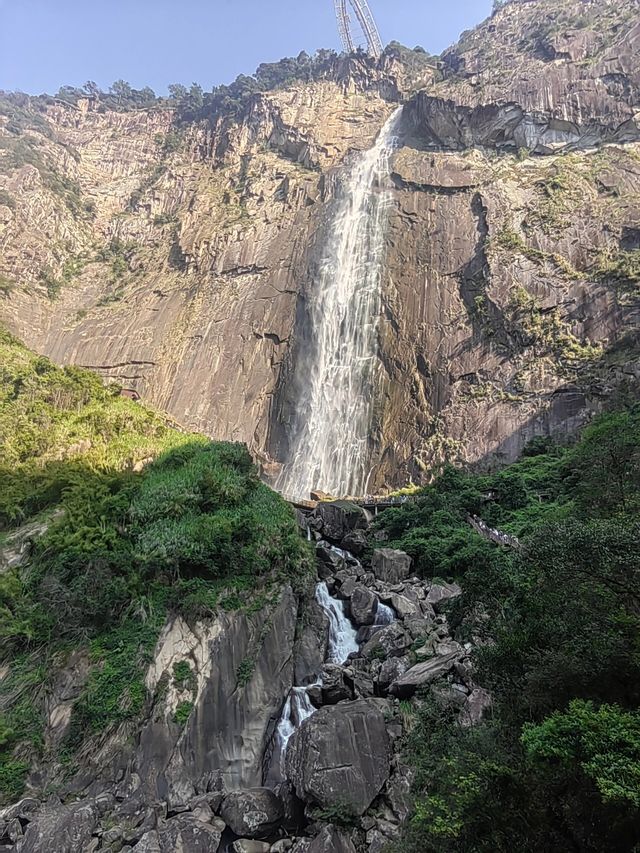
1,0 -> 639,490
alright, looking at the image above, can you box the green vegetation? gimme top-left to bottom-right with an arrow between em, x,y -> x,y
0,326 -> 310,803
494,226 -> 582,281
592,248 -> 640,296
173,701 -> 194,726
236,657 -> 255,687
387,405 -> 640,851
505,286 -> 602,363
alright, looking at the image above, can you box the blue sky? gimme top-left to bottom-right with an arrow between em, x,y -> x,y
0,0 -> 493,95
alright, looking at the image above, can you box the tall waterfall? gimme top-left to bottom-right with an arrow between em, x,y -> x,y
278,107 -> 403,499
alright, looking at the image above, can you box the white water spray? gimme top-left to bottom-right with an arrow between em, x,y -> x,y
315,581 -> 360,663
278,107 -> 403,499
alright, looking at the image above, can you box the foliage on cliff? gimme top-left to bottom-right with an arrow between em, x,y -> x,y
0,327 -> 309,804
384,408 -> 640,851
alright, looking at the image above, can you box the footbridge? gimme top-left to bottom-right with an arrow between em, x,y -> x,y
281,493 -> 416,514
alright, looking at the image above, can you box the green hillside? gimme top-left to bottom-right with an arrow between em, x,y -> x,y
0,326 -> 309,803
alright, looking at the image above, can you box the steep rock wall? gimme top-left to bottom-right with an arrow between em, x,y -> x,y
1,1 -> 639,490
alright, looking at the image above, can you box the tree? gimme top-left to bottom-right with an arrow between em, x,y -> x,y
109,79 -> 133,104
168,83 -> 188,100
567,408 -> 640,516
82,81 -> 100,98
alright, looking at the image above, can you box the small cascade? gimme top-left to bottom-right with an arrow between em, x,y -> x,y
266,580 -> 360,785
267,686 -> 317,786
315,581 -> 359,664
374,601 -> 395,626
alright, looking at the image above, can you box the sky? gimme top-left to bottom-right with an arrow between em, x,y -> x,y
0,0 -> 493,96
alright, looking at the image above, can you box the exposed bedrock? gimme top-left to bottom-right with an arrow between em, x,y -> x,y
1,1 -> 639,490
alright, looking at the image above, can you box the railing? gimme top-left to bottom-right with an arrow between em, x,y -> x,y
280,492 -> 420,510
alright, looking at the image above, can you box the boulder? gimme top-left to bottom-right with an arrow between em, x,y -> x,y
314,502 -> 367,543
349,587 -> 378,626
157,814 -> 226,852
426,582 -> 462,610
232,842 -> 271,853
321,664 -> 354,704
15,795 -> 113,853
316,542 -> 345,571
371,549 -> 412,583
361,622 -> 411,659
387,593 -> 421,619
388,652 -> 459,698
376,655 -> 411,694
271,841 -> 294,853
286,700 -> 392,816
340,528 -> 368,556
294,599 -> 329,686
349,658 -> 375,698
460,688 -> 493,727
336,576 -> 357,600
132,832 -> 161,852
307,825 -> 356,853
220,789 -> 283,839
384,766 -> 414,822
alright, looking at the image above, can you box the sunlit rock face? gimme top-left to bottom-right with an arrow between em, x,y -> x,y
1,0 -> 639,493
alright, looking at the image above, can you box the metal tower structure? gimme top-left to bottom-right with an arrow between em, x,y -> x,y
334,0 -> 384,58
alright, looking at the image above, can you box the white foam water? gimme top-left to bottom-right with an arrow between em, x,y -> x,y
277,107 -> 403,499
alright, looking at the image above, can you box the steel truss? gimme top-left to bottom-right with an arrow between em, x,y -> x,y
334,0 -> 384,58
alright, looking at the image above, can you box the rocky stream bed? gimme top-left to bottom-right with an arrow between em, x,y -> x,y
0,500 -> 491,853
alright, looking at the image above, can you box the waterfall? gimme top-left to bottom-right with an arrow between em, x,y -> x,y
266,581 -> 360,785
315,581 -> 360,664
278,106 -> 403,499
375,601 -> 395,626
266,686 -> 317,786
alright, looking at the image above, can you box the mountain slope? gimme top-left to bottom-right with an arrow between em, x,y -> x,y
0,1 -> 639,491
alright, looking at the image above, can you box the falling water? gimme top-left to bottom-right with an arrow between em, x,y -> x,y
278,107 -> 403,499
266,686 -> 317,786
315,581 -> 360,663
375,601 -> 395,626
266,581 -> 361,785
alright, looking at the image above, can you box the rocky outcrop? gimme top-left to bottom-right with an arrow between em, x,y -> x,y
371,549 -> 412,583
220,789 -> 283,839
0,499 -> 497,853
286,700 -> 392,816
405,0 -> 640,155
2,1 -> 638,488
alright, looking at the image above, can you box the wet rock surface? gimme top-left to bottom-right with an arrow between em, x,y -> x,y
0,502 -> 488,853
286,699 -> 392,816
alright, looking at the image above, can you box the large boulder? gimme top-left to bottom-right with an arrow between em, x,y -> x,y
340,529 -> 368,556
349,587 -> 378,626
321,664 -> 354,704
313,502 -> 367,543
157,813 -> 226,852
361,622 -> 411,660
388,652 -> 460,698
220,788 -> 283,839
286,700 -> 392,816
371,549 -> 412,583
460,688 -> 493,727
426,582 -> 462,610
15,795 -> 113,853
232,842 -> 271,853
387,593 -> 421,619
377,655 -> 411,695
307,825 -> 356,853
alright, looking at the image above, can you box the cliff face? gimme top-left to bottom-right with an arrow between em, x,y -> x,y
1,0 -> 639,490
